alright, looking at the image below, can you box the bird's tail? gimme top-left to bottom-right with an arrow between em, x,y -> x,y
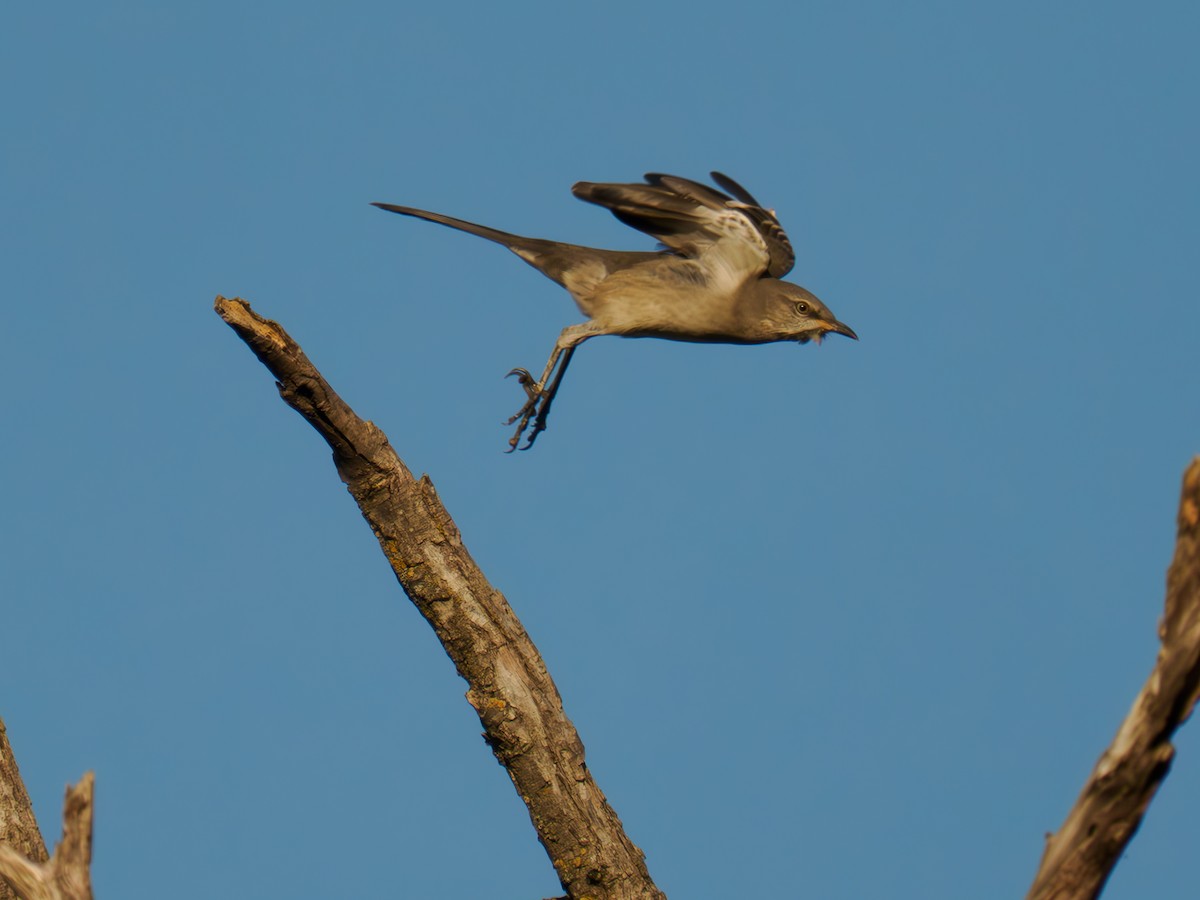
371,203 -> 530,247
372,201 -> 579,281
371,201 -> 661,290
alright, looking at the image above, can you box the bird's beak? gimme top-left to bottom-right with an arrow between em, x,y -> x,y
824,319 -> 859,341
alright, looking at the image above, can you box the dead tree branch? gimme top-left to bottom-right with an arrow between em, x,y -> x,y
0,773 -> 93,900
1028,457 -> 1200,899
214,296 -> 664,900
0,719 -> 50,900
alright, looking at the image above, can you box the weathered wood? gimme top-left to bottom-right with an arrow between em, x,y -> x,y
0,719 -> 49,900
1028,458 -> 1200,899
215,296 -> 664,900
0,774 -> 93,900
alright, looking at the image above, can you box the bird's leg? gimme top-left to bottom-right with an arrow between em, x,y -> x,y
522,346 -> 576,450
504,324 -> 596,452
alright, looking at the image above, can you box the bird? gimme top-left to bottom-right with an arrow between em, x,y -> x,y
372,172 -> 857,451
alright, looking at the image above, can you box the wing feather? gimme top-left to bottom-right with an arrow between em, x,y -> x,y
572,172 -> 796,279
708,171 -> 763,207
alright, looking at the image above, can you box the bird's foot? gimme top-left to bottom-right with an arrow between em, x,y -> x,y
504,368 -> 545,452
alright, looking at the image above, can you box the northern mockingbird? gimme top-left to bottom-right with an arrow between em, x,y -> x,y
373,172 -> 857,451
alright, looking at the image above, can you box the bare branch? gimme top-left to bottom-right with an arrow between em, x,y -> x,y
0,774 -> 93,900
214,296 -> 665,900
1028,457 -> 1200,899
0,719 -> 50,900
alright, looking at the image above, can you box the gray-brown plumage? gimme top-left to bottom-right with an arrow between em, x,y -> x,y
373,172 -> 856,450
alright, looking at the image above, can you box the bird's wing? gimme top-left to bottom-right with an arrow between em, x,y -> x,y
571,172 -> 796,279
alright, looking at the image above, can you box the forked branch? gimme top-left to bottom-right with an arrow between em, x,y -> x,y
0,773 -> 93,900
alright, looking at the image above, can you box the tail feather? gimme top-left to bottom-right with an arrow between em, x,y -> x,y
371,203 -> 524,248
371,201 -> 660,289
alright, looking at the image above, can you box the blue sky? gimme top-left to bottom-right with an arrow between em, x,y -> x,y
4,2 -> 1198,897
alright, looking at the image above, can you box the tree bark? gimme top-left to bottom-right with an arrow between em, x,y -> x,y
0,773 -> 93,900
0,719 -> 49,900
1028,457 -> 1200,899
214,296 -> 664,900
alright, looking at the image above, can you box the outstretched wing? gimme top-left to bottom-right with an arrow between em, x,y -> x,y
571,172 -> 795,279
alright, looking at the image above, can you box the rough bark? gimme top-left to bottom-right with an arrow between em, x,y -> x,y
1028,458 -> 1200,899
0,774 -> 93,900
0,719 -> 49,900
214,296 -> 664,900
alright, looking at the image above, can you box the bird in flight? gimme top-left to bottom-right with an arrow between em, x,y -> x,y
373,172 -> 857,451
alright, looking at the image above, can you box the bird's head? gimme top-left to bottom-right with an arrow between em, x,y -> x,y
761,282 -> 858,345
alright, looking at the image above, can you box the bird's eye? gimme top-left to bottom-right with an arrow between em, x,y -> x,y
794,301 -> 810,315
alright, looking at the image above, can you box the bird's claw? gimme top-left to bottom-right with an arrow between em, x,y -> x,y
503,344 -> 574,452
505,412 -> 541,452
506,367 -> 540,401
504,368 -> 545,452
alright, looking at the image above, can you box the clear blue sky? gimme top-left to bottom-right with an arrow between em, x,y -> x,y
4,2 -> 1198,897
